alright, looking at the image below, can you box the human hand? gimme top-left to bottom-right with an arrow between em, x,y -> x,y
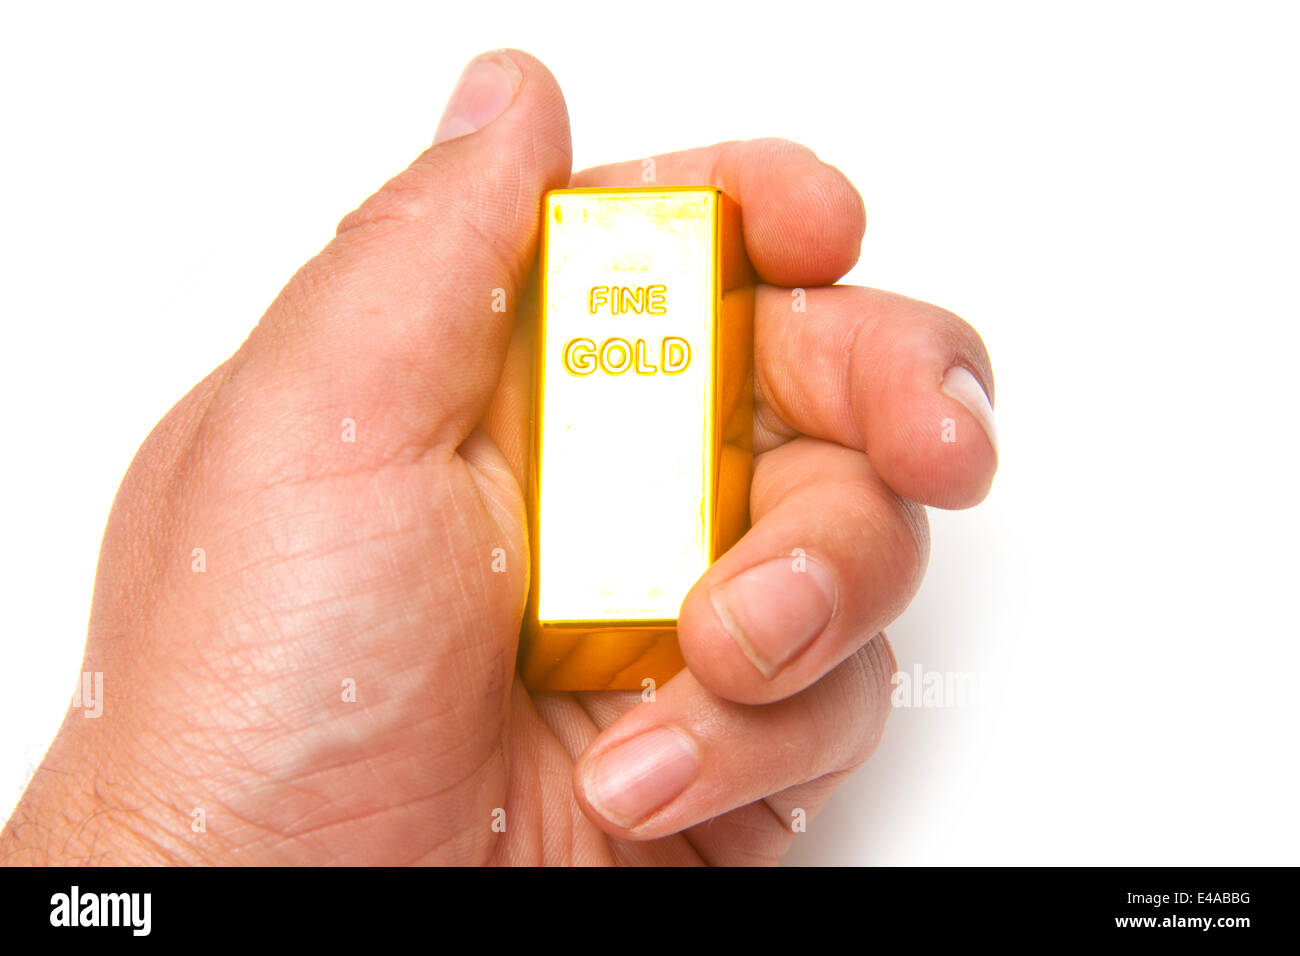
1,49 -> 996,866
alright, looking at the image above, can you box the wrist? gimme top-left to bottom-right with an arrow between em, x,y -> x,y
1,726 -> 202,866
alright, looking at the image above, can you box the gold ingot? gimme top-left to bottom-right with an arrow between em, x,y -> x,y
521,187 -> 755,691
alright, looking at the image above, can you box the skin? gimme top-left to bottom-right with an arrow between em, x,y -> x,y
0,50 -> 996,866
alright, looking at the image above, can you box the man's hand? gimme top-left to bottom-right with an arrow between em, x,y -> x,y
1,49 -> 996,865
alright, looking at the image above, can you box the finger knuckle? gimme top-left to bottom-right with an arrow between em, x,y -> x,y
840,635 -> 896,769
336,151 -> 459,236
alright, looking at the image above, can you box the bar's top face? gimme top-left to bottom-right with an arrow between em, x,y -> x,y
536,188 -> 720,626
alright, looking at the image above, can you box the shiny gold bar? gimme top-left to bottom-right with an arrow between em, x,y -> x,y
521,186 -> 754,691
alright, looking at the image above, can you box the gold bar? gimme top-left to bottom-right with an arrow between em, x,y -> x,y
521,186 -> 754,691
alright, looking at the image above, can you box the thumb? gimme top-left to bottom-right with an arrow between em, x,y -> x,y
239,49 -> 571,458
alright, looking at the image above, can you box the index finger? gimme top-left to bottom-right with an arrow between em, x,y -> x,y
570,138 -> 866,287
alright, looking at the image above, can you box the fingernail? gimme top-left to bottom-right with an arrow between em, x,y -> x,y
584,727 -> 700,828
433,51 -> 522,145
942,366 -> 998,454
709,555 -> 837,679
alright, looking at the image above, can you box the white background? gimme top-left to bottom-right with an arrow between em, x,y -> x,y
2,1 -> 1297,864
